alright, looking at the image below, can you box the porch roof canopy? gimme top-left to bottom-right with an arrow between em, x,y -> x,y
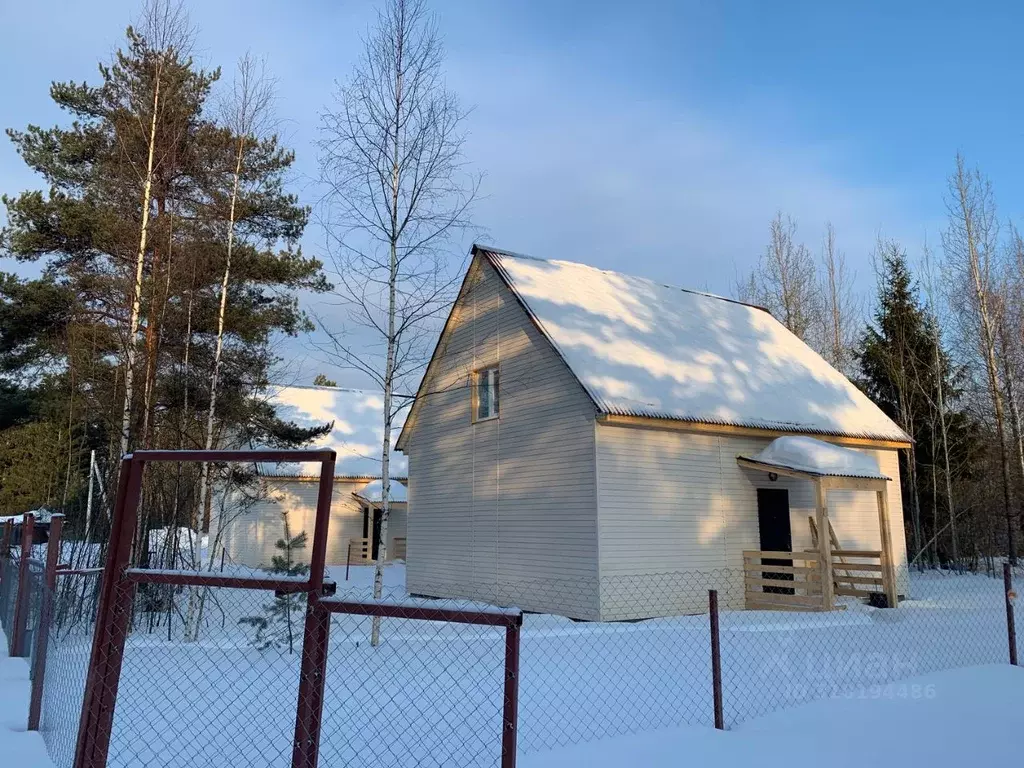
737,436 -> 890,484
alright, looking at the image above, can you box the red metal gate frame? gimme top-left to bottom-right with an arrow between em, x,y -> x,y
72,449 -> 337,768
316,597 -> 524,768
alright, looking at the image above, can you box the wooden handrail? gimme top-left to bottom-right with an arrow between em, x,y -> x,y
743,550 -> 819,561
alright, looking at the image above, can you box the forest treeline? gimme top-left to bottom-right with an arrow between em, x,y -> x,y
737,161 -> 1024,569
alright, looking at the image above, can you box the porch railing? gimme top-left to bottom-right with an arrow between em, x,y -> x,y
828,549 -> 885,600
742,550 -> 824,611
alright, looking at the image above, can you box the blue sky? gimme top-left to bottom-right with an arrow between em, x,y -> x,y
2,0 -> 1022,384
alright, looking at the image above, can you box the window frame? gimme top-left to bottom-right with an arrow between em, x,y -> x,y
472,365 -> 500,423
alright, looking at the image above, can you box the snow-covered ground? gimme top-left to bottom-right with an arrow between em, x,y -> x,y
28,564 -> 1024,767
521,665 -> 1024,768
0,629 -> 55,768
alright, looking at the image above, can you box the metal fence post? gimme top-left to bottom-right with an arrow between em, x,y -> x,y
29,513 -> 64,730
74,456 -> 143,768
709,589 -> 724,729
11,512 -> 35,657
0,521 -> 11,603
502,618 -> 522,768
1004,563 -> 1018,666
0,519 -> 11,568
292,453 -> 335,768
292,597 -> 331,768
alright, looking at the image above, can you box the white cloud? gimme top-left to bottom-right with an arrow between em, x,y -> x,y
446,54 -> 924,298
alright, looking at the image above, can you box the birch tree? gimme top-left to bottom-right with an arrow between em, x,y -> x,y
197,54 -> 276,536
739,212 -> 820,341
118,0 -> 193,464
319,0 -> 479,646
921,244 -> 961,563
943,154 -> 1016,563
818,222 -> 859,375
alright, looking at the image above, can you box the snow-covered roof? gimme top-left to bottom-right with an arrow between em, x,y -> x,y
479,246 -> 909,444
739,436 -> 890,480
0,509 -> 56,525
259,385 -> 407,479
352,479 -> 409,505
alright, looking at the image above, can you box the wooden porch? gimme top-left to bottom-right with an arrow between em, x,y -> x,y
737,451 -> 899,612
346,536 -> 407,567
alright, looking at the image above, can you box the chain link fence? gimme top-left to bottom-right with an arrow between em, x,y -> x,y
0,549 -> 19,643
40,568 -> 103,768
318,600 -> 513,768
22,558 -> 1024,768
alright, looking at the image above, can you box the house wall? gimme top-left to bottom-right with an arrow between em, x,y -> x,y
213,478 -> 408,570
403,257 -> 602,619
595,424 -> 910,620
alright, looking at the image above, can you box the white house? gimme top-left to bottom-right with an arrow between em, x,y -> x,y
395,245 -> 912,621
212,384 -> 408,570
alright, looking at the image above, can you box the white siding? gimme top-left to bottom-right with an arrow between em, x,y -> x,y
404,257 -> 601,619
596,424 -> 910,619
214,478 -> 408,569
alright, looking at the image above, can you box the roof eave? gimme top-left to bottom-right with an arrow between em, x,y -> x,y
596,412 -> 912,450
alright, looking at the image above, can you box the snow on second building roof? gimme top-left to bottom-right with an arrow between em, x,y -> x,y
352,479 -> 409,504
261,384 -> 407,479
480,246 -> 909,444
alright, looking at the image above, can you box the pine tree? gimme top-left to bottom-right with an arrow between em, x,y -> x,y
238,512 -> 310,653
0,12 -> 330,527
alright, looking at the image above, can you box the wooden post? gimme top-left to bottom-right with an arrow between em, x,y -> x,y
815,481 -> 834,611
29,514 -> 64,730
876,488 -> 898,607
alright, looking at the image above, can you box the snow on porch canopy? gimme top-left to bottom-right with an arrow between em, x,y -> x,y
737,436 -> 890,480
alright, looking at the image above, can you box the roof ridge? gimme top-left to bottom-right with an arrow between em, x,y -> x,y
472,243 -> 769,314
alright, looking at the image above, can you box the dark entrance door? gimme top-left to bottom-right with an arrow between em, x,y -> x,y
361,506 -> 383,560
757,488 -> 794,594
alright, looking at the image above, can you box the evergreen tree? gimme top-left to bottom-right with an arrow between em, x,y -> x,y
0,11 -> 330,526
238,512 -> 309,653
856,244 -> 978,565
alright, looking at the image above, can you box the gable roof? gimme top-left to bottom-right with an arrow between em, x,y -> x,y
399,245 -> 909,448
482,245 -> 909,444
260,384 -> 407,479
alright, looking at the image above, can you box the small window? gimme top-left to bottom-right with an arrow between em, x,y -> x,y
474,366 -> 500,421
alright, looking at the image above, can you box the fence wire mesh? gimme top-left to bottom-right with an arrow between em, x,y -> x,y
25,558 -> 1024,768
40,570 -> 103,768
717,567 -> 1013,724
106,580 -> 305,768
0,553 -> 18,645
317,596 -> 512,768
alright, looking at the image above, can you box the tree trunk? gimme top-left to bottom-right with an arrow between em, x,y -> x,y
371,18 -> 405,648
932,330 -> 959,564
198,138 -> 246,535
1001,345 -> 1024,553
954,160 -> 1016,563
119,70 -> 162,467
